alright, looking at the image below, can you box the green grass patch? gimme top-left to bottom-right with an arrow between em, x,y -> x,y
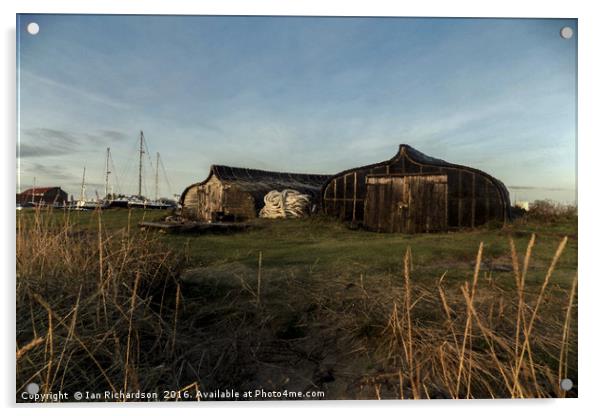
17,208 -> 576,288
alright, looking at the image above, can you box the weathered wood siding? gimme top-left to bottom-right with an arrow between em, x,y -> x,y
181,175 -> 225,221
222,185 -> 256,221
198,175 -> 224,221
182,180 -> 255,221
182,184 -> 201,219
323,145 -> 510,230
364,174 -> 447,233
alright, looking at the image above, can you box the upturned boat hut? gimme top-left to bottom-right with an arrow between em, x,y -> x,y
180,165 -> 331,222
322,144 -> 511,233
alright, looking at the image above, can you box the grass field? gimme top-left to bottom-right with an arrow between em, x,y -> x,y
50,208 -> 577,287
16,207 -> 577,401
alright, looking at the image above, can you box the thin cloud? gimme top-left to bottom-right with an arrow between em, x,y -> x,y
21,70 -> 132,110
19,128 -> 81,158
22,127 -> 79,145
508,185 -> 571,191
96,130 -> 129,142
18,143 -> 71,158
20,163 -> 78,185
18,127 -> 132,158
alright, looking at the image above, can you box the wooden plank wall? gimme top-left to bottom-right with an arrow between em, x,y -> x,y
182,185 -> 201,219
222,185 -> 257,221
363,175 -> 447,233
182,177 -> 258,222
402,175 -> 448,233
198,176 -> 224,221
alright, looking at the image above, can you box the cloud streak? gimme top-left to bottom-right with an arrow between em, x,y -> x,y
18,127 -> 132,158
21,70 -> 132,110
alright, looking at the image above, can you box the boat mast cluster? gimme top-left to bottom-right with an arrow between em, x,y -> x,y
75,131 -> 175,210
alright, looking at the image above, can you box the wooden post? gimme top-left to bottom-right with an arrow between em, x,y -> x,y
486,188 -> 490,220
457,171 -> 463,227
333,178 -> 337,213
352,172 -> 357,222
471,173 -> 476,228
343,174 -> 347,218
439,167 -> 446,227
196,186 -> 201,220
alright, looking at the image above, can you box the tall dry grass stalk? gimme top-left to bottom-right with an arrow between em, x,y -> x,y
558,274 -> 577,398
510,236 -> 568,396
402,247 -> 419,399
257,251 -> 263,305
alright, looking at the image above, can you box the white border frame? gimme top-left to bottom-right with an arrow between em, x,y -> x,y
3,1 -> 600,415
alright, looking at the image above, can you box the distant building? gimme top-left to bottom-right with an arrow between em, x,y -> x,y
515,201 -> 530,211
17,187 -> 68,206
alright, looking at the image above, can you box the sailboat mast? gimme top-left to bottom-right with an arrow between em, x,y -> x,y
80,167 -> 86,202
105,147 -> 111,199
138,131 -> 144,197
31,177 -> 36,203
155,152 -> 159,201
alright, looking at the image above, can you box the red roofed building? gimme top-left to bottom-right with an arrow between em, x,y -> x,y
17,187 -> 68,206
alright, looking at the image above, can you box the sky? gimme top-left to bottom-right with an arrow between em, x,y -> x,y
17,15 -> 577,203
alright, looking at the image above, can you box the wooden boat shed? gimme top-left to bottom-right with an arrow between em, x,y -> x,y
180,165 -> 331,222
322,144 -> 511,233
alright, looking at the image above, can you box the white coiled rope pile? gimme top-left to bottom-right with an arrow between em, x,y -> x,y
259,189 -> 312,219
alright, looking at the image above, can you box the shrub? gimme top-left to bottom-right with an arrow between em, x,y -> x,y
527,200 -> 577,223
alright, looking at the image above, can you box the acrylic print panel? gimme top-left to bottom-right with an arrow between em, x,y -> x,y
16,14 -> 577,402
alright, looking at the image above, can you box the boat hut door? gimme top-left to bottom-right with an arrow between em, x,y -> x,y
363,174 -> 448,233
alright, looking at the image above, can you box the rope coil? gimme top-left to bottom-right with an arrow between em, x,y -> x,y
259,189 -> 312,219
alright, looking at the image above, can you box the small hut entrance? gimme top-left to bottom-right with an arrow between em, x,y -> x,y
364,174 -> 448,233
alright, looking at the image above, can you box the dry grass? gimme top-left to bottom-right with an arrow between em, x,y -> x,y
16,207 -> 577,401
16,207 -> 184,400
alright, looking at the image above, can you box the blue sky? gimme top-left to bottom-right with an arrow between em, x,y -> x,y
17,15 -> 577,203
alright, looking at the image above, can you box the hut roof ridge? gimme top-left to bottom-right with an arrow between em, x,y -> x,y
209,164 -> 331,182
179,164 -> 332,205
